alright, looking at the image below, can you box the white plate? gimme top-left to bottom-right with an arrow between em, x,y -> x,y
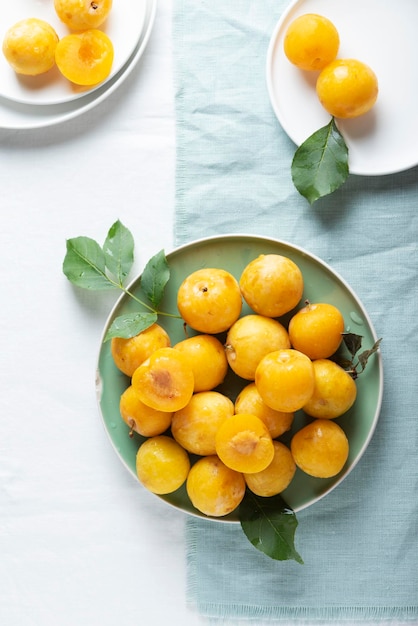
266,0 -> 418,176
0,0 -> 156,130
0,0 -> 147,106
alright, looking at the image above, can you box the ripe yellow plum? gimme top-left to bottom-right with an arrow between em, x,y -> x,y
131,347 -> 194,412
119,385 -> 173,438
288,302 -> 345,360
303,359 -> 357,419
2,18 -> 59,76
284,13 -> 340,71
234,382 -> 294,438
225,314 -> 290,380
54,0 -> 113,30
186,455 -> 246,517
291,419 -> 349,478
55,30 -> 114,86
171,391 -> 234,456
255,349 -> 314,412
244,441 -> 296,497
177,268 -> 242,333
316,58 -> 378,118
239,254 -> 303,318
174,334 -> 228,392
136,435 -> 190,495
111,323 -> 170,377
215,413 -> 274,474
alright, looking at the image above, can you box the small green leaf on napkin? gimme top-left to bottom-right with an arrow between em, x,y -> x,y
140,249 -> 170,309
291,118 -> 349,204
104,311 -> 158,342
103,220 -> 134,285
63,236 -> 115,290
239,490 -> 304,564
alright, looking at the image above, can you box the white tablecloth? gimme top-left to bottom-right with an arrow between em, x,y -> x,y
0,3 -> 208,624
1,3 -> 415,625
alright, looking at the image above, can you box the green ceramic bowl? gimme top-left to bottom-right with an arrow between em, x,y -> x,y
96,234 -> 383,521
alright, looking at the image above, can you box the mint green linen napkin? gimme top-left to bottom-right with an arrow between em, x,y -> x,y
173,0 -> 418,621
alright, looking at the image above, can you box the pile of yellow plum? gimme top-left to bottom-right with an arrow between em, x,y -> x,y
284,13 -> 378,118
2,0 -> 114,86
111,253 -> 358,518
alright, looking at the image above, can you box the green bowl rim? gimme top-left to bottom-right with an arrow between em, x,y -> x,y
95,233 -> 384,521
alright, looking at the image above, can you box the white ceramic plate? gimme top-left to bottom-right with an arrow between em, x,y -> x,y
0,0 -> 147,106
266,0 -> 418,176
0,0 -> 156,130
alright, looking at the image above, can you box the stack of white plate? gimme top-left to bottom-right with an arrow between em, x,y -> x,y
0,0 -> 157,130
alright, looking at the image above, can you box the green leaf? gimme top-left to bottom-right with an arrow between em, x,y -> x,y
63,237 -> 115,290
357,337 -> 382,372
291,118 -> 349,204
342,332 -> 363,359
335,357 -> 355,370
239,491 -> 304,564
140,249 -> 170,309
338,334 -> 381,379
103,220 -> 134,285
104,311 -> 158,341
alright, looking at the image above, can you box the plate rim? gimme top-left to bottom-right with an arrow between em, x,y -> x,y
96,232 -> 384,521
266,0 -> 418,176
0,0 -> 157,130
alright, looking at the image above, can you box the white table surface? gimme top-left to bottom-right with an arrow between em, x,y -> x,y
0,3 -> 413,625
0,3 -> 208,625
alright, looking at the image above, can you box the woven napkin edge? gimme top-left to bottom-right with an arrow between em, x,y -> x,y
185,516 -> 417,624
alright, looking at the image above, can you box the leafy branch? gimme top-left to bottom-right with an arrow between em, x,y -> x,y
338,333 -> 382,380
62,220 -> 181,341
